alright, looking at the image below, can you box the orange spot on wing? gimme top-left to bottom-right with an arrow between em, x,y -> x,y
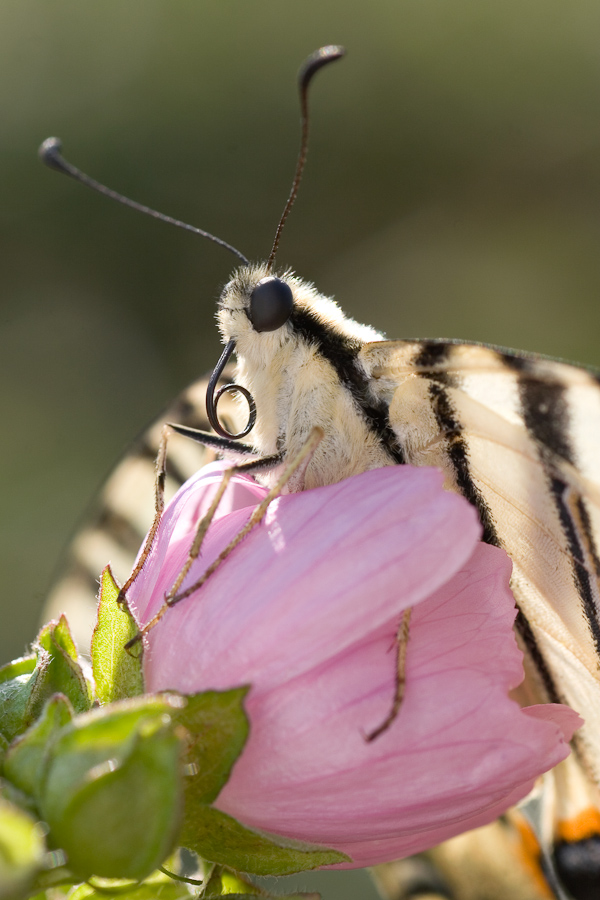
511,814 -> 555,899
558,807 -> 600,843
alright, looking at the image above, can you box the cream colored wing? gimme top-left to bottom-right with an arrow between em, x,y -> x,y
361,338 -> 600,791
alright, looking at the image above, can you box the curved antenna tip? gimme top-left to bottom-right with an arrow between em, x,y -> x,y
39,137 -> 64,170
267,45 -> 346,269
298,45 -> 346,90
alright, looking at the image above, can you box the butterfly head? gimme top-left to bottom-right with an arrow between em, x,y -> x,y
216,263 -> 365,360
204,263 -> 301,439
211,263 -> 367,440
216,264 -> 296,358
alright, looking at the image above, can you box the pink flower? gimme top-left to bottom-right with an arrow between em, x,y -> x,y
128,462 -> 580,868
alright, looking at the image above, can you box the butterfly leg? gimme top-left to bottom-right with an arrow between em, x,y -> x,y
128,426 -> 324,644
164,449 -> 286,604
117,423 -> 172,607
117,422 -> 263,608
366,607 -> 412,741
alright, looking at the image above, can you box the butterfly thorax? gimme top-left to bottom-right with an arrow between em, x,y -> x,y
217,264 -> 402,489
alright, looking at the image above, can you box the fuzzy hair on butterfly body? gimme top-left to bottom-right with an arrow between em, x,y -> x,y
216,263 -> 395,491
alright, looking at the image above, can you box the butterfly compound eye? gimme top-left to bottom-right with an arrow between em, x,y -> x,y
249,277 -> 294,332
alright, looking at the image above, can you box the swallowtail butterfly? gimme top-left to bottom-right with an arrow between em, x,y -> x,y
41,46 -> 600,900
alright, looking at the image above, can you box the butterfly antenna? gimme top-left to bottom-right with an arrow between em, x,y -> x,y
266,45 -> 345,271
38,137 -> 249,265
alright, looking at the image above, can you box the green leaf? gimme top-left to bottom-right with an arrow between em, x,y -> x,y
67,870 -> 190,900
0,657 -> 36,686
0,780 -> 40,822
4,695 -> 73,799
38,616 -> 78,663
40,696 -> 184,881
203,867 -> 319,898
181,805 -> 349,876
219,869 -> 262,895
0,797 -> 46,900
0,619 -> 92,745
207,896 -> 319,899
0,658 -> 38,745
37,617 -> 93,714
0,733 -> 9,766
172,688 -> 249,807
26,867 -> 76,897
202,867 -> 260,897
92,566 -> 144,703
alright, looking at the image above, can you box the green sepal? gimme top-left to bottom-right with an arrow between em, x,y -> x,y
0,657 -> 36,686
40,696 -> 184,880
36,617 -> 93,713
207,895 -> 319,900
0,779 -> 40,821
0,733 -> 9,767
0,796 -> 46,900
181,805 -> 349,876
92,566 -> 144,703
4,695 -> 73,798
0,619 -> 91,745
0,657 -> 36,745
66,870 -> 190,900
203,866 -> 262,896
203,867 -> 319,899
172,688 -> 250,806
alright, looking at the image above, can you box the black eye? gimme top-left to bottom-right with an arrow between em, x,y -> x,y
249,277 -> 294,333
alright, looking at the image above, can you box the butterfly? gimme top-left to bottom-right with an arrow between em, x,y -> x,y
40,46 -> 600,900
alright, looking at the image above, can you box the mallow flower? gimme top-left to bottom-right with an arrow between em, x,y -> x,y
128,461 -> 580,868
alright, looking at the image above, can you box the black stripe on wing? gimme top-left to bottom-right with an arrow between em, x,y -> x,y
506,355 -> 600,657
514,609 -> 562,704
413,341 -> 562,706
95,506 -> 150,557
414,342 -> 499,546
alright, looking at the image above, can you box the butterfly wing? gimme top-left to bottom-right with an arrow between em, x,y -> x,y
361,338 -> 600,891
43,369 -> 245,649
373,812 -> 553,900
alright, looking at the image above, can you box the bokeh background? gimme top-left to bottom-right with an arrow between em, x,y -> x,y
3,3 -> 600,892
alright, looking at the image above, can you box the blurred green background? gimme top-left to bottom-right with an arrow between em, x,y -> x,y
4,1 -> 600,895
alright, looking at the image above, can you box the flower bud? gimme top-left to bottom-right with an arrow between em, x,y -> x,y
39,698 -> 183,880
129,463 -> 580,870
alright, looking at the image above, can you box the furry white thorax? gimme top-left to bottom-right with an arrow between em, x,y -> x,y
217,263 -> 394,490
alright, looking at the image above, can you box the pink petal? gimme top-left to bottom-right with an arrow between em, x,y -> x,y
133,466 -> 483,693
168,460 -> 268,537
212,544 -> 579,866
131,461 -> 267,623
127,464 -> 581,868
